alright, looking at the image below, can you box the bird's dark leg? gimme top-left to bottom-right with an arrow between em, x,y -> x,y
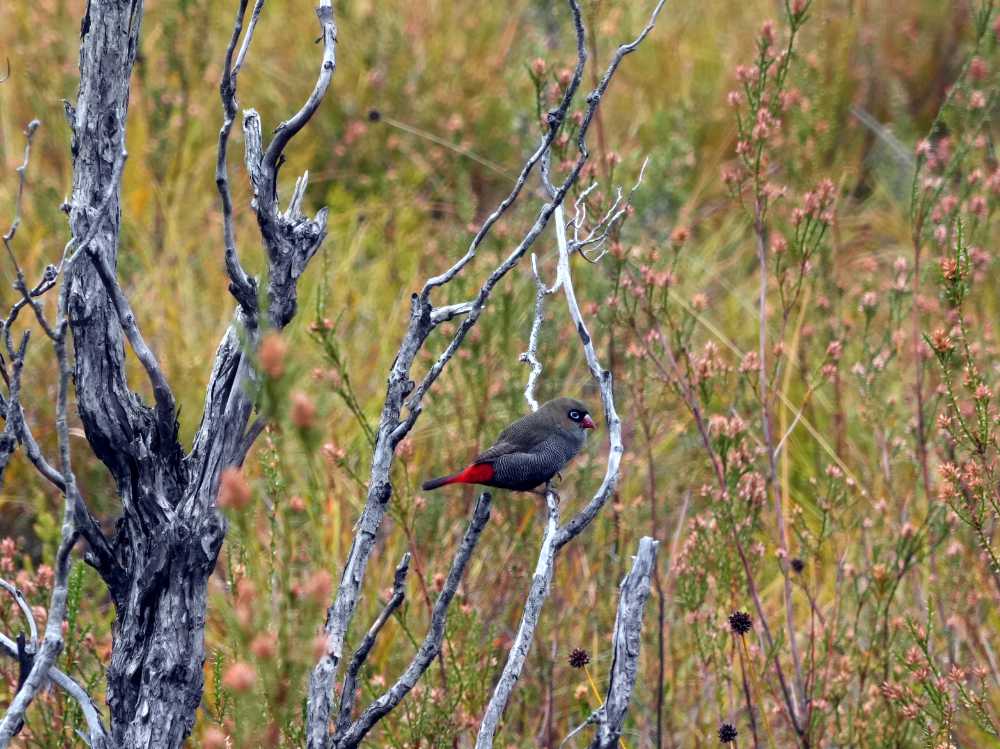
528,481 -> 561,502
533,474 -> 562,495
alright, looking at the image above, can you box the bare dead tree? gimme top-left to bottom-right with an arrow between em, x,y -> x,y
560,536 -> 658,749
0,0 -> 336,745
307,0 -> 668,745
0,0 -> 667,745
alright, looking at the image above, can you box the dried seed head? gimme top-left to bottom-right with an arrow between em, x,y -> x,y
568,648 -> 590,669
728,611 -> 753,636
718,723 -> 738,743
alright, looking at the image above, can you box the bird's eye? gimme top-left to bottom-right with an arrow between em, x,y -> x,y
568,410 -> 581,421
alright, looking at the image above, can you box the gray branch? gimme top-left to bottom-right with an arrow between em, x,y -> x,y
475,0 -> 665,723
0,578 -> 38,646
215,0 -> 262,313
0,631 -> 109,748
83,203 -> 179,440
334,494 -> 492,749
0,121 -> 48,487
476,193 -> 628,743
309,1 -> 664,745
1,119 -> 42,336
476,490 -> 561,748
0,333 -> 28,486
473,192 -> 630,742
334,552 -> 411,736
306,294 -> 435,748
0,529 -> 77,745
589,537 -> 659,749
519,254 -> 555,413
262,1 -> 336,177
304,2 -> 589,737
0,181 -> 92,743
305,0 -> 587,738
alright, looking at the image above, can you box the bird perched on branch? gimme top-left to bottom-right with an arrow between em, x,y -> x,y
421,397 -> 595,492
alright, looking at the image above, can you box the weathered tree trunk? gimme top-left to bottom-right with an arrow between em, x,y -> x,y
103,527 -> 222,746
65,2 -> 225,743
61,0 -> 330,744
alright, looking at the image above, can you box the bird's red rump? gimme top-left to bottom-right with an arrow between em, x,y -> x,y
454,463 -> 494,484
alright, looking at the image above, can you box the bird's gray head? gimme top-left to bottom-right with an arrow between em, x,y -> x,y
538,397 -> 596,434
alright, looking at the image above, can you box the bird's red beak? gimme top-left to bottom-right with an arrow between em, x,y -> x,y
581,415 -> 596,430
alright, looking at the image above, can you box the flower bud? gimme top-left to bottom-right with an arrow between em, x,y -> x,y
217,468 -> 252,510
290,391 -> 316,430
259,333 -> 288,379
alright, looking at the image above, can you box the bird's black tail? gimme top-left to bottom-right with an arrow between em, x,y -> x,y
421,474 -> 455,491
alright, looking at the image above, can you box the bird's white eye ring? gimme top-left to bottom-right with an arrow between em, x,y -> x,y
569,410 -> 581,420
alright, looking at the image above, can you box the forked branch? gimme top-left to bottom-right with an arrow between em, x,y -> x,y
308,2 -> 665,746
590,537 -> 658,749
333,495 -> 493,749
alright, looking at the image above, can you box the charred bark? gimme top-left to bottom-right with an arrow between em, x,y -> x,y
55,0 -> 333,745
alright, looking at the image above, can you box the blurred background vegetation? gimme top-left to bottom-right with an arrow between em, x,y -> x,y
1,0 -> 999,746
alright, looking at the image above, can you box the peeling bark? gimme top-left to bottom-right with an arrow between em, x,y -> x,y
55,1 -> 334,745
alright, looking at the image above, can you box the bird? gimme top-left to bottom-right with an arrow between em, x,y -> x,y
421,397 -> 596,492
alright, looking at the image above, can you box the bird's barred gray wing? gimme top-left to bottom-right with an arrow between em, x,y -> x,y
487,433 -> 585,491
492,411 -> 550,451
472,440 -> 522,465
472,418 -> 578,469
